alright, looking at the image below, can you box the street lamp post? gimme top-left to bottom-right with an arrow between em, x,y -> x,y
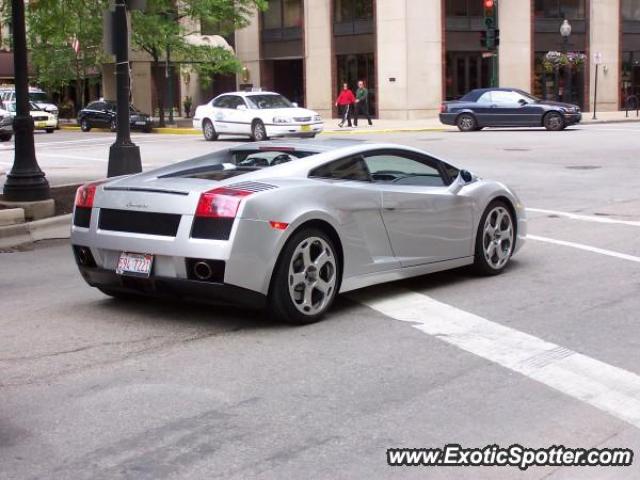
2,0 -> 50,202
107,0 -> 142,178
560,19 -> 572,104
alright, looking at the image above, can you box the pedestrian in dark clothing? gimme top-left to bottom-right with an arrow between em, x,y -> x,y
335,83 -> 355,127
354,80 -> 373,126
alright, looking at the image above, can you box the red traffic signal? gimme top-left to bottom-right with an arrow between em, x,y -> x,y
484,0 -> 494,7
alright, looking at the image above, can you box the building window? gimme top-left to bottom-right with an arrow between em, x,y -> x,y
534,0 -> 586,19
445,0 -> 483,17
334,0 -> 373,24
622,0 -> 640,21
263,0 -> 303,29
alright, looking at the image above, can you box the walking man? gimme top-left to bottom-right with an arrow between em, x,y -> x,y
354,80 -> 373,127
335,83 -> 355,128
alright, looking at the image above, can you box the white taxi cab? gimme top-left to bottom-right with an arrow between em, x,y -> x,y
193,91 -> 323,142
5,101 -> 57,133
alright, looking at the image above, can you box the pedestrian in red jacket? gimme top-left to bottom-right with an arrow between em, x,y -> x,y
335,83 -> 355,127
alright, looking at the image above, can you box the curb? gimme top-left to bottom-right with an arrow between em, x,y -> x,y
321,127 -> 448,135
0,214 -> 71,249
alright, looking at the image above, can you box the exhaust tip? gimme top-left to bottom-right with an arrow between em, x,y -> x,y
193,261 -> 213,281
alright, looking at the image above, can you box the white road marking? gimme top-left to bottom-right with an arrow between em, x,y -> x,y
38,153 -> 108,162
528,208 -> 640,227
528,234 -> 640,264
354,288 -> 640,429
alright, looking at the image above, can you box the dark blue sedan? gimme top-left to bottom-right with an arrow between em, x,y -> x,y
440,88 -> 582,132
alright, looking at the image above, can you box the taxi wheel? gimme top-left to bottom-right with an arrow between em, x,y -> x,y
45,128 -> 54,134
203,119 -> 218,141
251,120 -> 268,142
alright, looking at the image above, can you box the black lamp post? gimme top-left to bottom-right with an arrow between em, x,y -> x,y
2,0 -> 50,201
560,19 -> 572,104
107,0 -> 142,178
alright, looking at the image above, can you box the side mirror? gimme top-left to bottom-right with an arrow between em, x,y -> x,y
236,105 -> 247,111
449,169 -> 474,195
291,102 -> 298,108
518,98 -> 528,106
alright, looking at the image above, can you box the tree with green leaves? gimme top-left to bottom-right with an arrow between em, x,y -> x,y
21,0 -> 108,111
131,0 -> 267,127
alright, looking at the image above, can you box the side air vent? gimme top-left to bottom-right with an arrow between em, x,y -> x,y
226,181 -> 278,193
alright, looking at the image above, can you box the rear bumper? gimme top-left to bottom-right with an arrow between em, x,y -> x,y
439,113 -> 457,126
77,264 -> 267,309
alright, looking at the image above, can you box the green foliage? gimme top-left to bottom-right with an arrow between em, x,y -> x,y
131,0 -> 267,83
24,0 -> 108,95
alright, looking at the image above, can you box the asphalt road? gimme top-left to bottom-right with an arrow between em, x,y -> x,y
2,123 -> 640,479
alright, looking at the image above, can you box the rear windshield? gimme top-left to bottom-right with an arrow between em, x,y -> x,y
160,149 -> 316,180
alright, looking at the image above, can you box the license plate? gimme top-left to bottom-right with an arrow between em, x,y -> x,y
301,124 -> 311,132
116,252 -> 153,277
36,121 -> 47,128
135,121 -> 147,125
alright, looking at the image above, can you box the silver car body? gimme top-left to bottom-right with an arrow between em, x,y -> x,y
71,141 -> 526,305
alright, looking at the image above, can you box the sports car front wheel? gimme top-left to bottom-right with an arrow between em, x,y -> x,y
269,228 -> 340,324
473,201 -> 516,275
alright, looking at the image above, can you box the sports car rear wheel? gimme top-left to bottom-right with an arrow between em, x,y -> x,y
270,228 -> 339,324
473,201 -> 515,275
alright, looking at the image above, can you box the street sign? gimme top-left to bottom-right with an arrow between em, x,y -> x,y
594,52 -> 603,65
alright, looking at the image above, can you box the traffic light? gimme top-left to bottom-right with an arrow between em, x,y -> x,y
483,0 -> 496,29
482,0 -> 498,50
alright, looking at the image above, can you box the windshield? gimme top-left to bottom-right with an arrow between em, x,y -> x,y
5,102 -> 42,112
245,94 -> 293,110
29,92 -> 51,103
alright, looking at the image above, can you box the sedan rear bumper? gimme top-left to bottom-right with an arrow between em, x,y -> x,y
77,264 -> 267,309
439,113 -> 457,126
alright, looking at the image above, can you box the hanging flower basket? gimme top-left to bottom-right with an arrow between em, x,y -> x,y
543,51 -> 587,73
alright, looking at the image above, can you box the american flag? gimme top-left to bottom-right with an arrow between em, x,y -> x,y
71,37 -> 80,54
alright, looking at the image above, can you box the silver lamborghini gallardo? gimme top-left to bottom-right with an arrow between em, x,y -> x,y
71,140 -> 526,324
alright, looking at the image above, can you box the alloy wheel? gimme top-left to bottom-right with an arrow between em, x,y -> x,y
253,122 -> 266,141
287,236 -> 337,316
482,206 -> 514,270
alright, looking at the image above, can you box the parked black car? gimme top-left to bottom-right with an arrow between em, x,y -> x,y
78,100 -> 152,133
440,88 -> 582,132
0,112 -> 13,142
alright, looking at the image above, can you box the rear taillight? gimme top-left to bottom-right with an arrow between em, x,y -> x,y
75,181 -> 105,209
195,187 -> 253,219
440,103 -> 448,113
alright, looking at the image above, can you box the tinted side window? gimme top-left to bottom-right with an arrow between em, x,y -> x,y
227,96 -> 246,109
213,96 -> 231,108
364,152 -> 445,187
310,156 -> 371,182
477,92 -> 493,104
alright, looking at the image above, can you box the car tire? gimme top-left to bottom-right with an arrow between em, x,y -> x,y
202,119 -> 218,141
45,128 -> 54,134
80,119 -> 91,132
543,111 -> 565,131
456,113 -> 477,132
301,133 -> 317,139
0,134 -> 12,142
109,119 -> 117,132
269,228 -> 340,325
251,120 -> 268,142
473,200 -> 516,276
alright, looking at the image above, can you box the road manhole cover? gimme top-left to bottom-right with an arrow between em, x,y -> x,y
503,148 -> 530,152
565,165 -> 602,170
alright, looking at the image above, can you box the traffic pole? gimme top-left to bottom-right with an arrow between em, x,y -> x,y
107,0 -> 141,178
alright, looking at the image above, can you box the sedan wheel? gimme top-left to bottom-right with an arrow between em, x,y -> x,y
544,112 -> 565,131
251,120 -> 267,142
203,119 -> 218,141
473,202 -> 515,275
110,119 -> 117,132
457,113 -> 477,132
270,229 -> 339,324
80,119 -> 91,132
